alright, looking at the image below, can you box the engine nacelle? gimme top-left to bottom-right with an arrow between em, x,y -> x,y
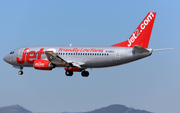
34,60 -> 54,70
64,67 -> 82,72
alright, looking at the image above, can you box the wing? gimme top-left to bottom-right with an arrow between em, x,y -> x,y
44,51 -> 83,68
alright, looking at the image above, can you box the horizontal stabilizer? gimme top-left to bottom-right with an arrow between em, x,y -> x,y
153,48 -> 175,52
132,45 -> 149,53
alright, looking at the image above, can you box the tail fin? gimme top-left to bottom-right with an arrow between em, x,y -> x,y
111,12 -> 156,48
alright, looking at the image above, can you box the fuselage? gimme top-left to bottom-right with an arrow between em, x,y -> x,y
3,12 -> 157,77
3,46 -> 152,69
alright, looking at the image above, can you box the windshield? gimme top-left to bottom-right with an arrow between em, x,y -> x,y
10,51 -> 14,54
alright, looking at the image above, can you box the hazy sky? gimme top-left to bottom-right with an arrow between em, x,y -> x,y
0,0 -> 180,113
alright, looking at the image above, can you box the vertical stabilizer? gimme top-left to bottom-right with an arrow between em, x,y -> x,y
111,12 -> 156,48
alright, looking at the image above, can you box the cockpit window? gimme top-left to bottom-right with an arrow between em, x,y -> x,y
10,51 -> 14,54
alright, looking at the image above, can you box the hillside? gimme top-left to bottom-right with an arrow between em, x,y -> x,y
84,104 -> 152,113
62,104 -> 153,113
0,104 -> 152,113
0,105 -> 32,113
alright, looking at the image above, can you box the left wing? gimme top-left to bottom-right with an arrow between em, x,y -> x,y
44,51 -> 82,68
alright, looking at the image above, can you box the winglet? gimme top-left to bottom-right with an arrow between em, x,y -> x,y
111,12 -> 156,48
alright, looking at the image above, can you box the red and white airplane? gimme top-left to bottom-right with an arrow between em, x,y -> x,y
3,12 -> 172,77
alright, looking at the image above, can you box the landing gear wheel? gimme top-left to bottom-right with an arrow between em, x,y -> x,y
18,71 -> 23,75
65,70 -> 73,76
81,71 -> 89,77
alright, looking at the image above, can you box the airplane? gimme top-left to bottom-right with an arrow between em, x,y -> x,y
3,12 -> 172,77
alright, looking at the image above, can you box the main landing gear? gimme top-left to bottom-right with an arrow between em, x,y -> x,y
65,70 -> 89,77
65,70 -> 73,76
81,71 -> 89,77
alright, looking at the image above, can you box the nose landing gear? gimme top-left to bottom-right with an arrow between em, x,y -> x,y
18,71 -> 23,75
18,67 -> 23,75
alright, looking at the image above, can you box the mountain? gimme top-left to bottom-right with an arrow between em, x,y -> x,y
62,104 -> 152,113
0,104 -> 32,113
84,104 -> 152,113
0,104 -> 152,113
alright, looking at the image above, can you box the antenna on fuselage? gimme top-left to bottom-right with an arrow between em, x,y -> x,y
69,43 -> 72,46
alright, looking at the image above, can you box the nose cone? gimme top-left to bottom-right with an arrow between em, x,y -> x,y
3,55 -> 8,62
3,55 -> 11,64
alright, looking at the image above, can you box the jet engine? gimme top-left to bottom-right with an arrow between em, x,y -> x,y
34,60 -> 55,70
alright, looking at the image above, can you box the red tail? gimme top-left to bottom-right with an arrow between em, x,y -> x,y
111,12 -> 156,48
